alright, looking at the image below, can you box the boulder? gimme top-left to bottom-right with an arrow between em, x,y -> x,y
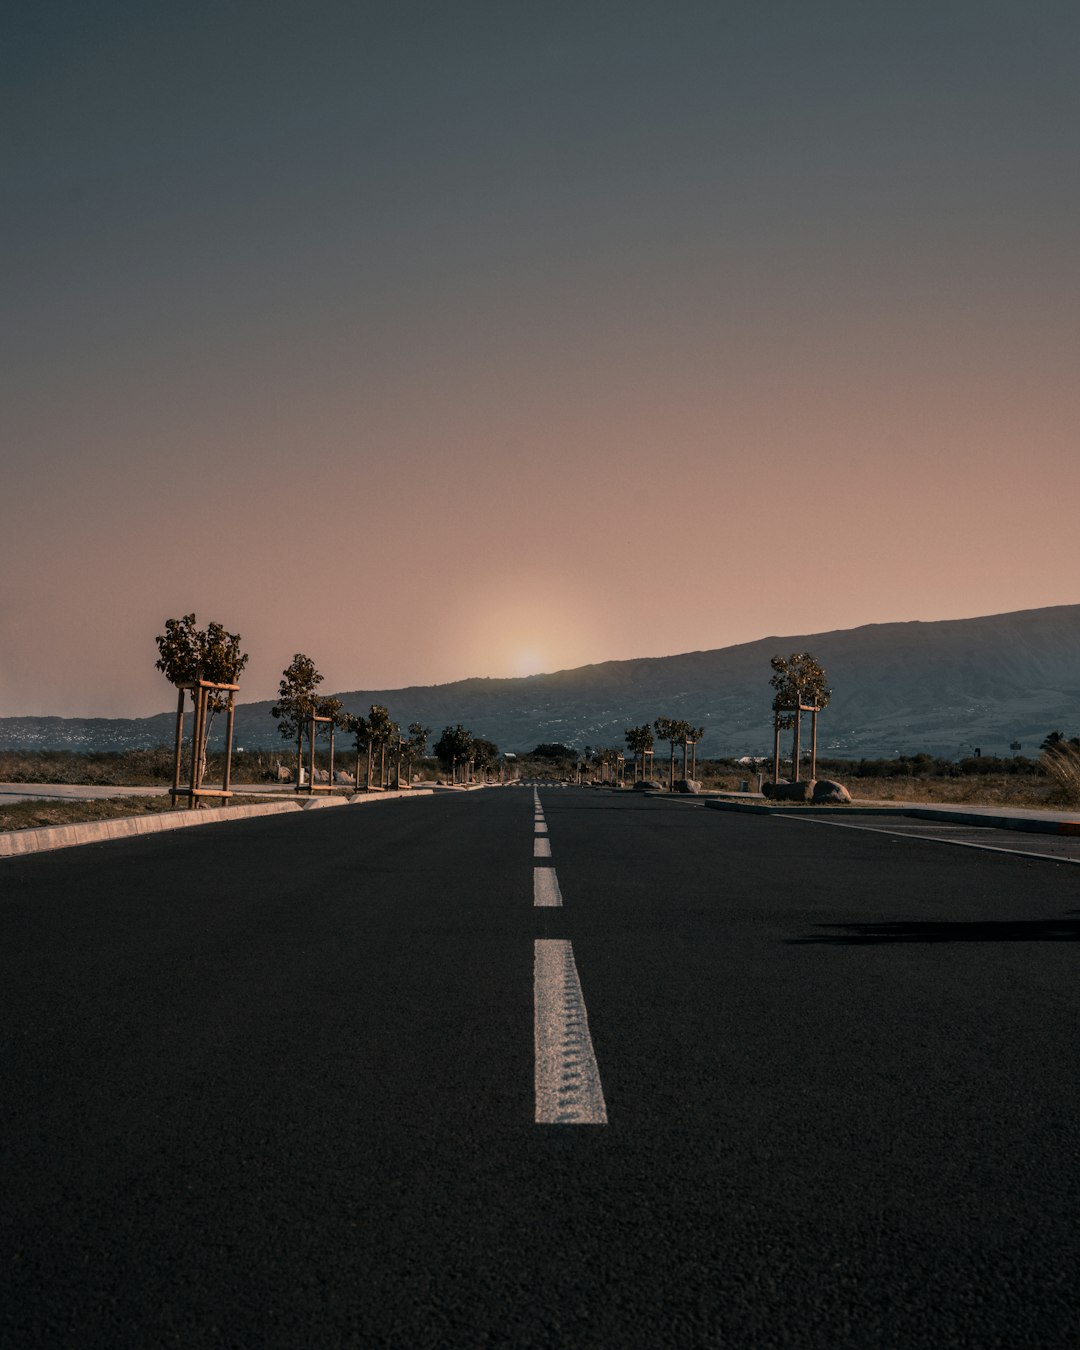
632,779 -> 663,792
675,779 -> 702,794
812,779 -> 852,804
761,779 -> 816,803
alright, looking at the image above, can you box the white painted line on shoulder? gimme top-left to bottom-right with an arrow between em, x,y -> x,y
533,868 -> 563,907
776,813 -> 1080,866
534,836 -> 552,858
534,940 -> 607,1125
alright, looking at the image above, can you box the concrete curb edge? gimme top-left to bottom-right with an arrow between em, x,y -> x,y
0,789 -> 435,860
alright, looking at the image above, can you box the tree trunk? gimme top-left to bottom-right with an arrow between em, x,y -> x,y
296,728 -> 304,792
171,687 -> 185,801
773,716 -> 781,784
810,710 -> 818,780
223,694 -> 235,795
681,739 -> 688,779
189,688 -> 205,808
669,742 -> 675,791
792,710 -> 802,783
366,740 -> 373,790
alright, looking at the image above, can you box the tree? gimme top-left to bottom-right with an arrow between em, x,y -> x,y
591,746 -> 612,784
401,722 -> 431,784
687,724 -> 705,780
624,725 -> 654,782
472,738 -> 499,783
316,696 -> 344,785
155,613 -> 249,791
672,719 -> 695,781
342,711 -> 371,789
532,743 -> 575,761
654,717 -> 680,791
271,654 -> 323,788
366,704 -> 398,789
769,652 -> 831,781
435,725 -> 474,785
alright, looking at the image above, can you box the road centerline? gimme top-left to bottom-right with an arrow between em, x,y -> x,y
533,869 -> 563,907
534,939 -> 608,1125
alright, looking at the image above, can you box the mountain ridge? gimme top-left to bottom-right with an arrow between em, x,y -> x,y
3,604 -> 1079,758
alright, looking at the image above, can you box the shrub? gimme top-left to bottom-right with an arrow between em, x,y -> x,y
1041,743 -> 1080,805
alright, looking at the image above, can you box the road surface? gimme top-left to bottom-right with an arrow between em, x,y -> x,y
2,788 -> 1077,1347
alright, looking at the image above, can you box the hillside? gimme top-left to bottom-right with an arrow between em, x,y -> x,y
3,605 -> 1079,759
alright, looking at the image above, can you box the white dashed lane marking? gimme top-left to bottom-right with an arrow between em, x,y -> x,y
533,869 -> 563,907
534,939 -> 608,1125
534,837 -> 552,857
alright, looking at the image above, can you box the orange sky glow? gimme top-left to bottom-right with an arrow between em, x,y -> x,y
2,3 -> 1078,718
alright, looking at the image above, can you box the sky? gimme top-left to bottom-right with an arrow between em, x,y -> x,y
3,1 -> 1078,718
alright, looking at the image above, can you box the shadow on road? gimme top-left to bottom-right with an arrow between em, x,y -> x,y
788,913 -> 1080,944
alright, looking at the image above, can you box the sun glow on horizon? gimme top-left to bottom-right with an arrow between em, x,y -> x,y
510,648 -> 548,677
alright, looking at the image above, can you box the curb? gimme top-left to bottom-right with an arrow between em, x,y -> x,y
702,798 -> 1080,836
907,807 -> 1080,837
0,789 -> 434,860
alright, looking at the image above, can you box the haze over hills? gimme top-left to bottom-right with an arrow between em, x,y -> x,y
3,606 -> 1079,760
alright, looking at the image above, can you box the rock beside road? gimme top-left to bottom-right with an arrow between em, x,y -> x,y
761,779 -> 851,804
762,780 -> 816,803
675,779 -> 702,794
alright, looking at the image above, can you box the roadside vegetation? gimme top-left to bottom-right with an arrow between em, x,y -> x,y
0,792 -> 279,835
508,744 -> 1080,810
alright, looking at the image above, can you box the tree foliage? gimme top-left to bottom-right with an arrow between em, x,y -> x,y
624,725 -> 654,756
472,738 -> 499,770
367,704 -> 399,750
316,696 -> 344,741
435,724 -> 474,771
406,722 -> 431,758
769,652 -> 831,713
342,711 -> 371,751
531,742 -> 576,761
271,654 -> 323,742
155,613 -> 248,711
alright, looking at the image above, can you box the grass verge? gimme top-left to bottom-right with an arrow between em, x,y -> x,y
0,795 -> 280,834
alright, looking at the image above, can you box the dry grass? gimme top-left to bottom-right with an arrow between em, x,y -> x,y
1041,744 -> 1080,806
0,794 -> 279,834
696,768 -> 1064,810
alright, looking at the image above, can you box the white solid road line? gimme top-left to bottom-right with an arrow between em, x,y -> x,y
533,869 -> 563,907
534,837 -> 552,857
777,812 -> 1080,866
534,939 -> 608,1125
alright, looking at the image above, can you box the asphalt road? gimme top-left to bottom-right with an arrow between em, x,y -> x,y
2,788 -> 1077,1348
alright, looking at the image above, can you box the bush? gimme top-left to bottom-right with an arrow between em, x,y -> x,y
1041,743 -> 1080,805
